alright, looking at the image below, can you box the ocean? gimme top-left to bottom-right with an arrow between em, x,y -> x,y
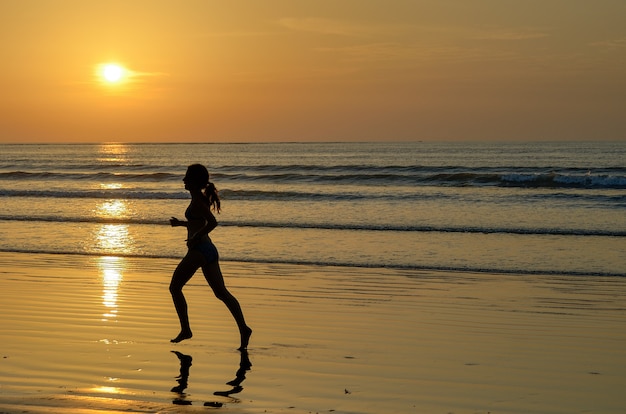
0,141 -> 624,277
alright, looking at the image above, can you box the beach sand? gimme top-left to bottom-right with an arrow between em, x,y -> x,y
1,252 -> 625,414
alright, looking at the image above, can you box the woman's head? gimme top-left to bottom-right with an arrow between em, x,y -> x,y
184,164 -> 209,189
184,164 -> 220,212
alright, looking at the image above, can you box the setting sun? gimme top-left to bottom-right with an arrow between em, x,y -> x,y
99,63 -> 127,84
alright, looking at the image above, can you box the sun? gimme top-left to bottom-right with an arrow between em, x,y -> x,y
98,63 -> 127,84
103,64 -> 124,82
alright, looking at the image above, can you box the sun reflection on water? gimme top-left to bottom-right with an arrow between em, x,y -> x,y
96,224 -> 133,253
98,143 -> 129,163
94,195 -> 132,321
91,385 -> 122,395
100,182 -> 124,191
96,199 -> 127,218
93,197 -> 135,255
98,256 -> 125,321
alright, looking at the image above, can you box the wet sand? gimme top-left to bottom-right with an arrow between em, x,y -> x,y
1,252 -> 625,413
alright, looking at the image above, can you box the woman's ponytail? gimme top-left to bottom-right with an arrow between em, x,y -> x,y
186,164 -> 221,213
205,181 -> 221,213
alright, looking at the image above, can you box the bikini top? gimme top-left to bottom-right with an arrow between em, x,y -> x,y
185,206 -> 206,222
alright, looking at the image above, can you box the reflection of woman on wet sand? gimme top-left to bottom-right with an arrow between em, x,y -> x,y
171,350 -> 252,407
169,164 -> 252,349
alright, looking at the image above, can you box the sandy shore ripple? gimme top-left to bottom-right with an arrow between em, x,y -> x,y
1,252 -> 626,413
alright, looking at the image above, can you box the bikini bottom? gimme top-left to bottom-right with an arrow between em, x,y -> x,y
190,240 -> 219,264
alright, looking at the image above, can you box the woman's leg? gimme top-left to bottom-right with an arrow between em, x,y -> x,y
202,261 -> 252,349
169,251 -> 203,343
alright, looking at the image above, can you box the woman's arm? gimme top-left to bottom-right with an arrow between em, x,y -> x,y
187,213 -> 218,244
202,213 -> 218,234
170,217 -> 188,227
194,213 -> 218,236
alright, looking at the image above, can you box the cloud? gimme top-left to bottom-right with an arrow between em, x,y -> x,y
194,30 -> 279,38
278,17 -> 408,37
589,38 -> 626,50
279,18 -> 549,43
469,27 -> 550,41
315,42 -> 518,65
279,20 -> 555,73
129,70 -> 169,79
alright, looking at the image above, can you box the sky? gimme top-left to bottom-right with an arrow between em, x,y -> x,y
1,0 -> 625,143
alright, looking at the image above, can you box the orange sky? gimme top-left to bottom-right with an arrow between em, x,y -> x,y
1,0 -> 625,143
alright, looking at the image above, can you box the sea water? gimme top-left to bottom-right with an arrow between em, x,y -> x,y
0,141 -> 624,276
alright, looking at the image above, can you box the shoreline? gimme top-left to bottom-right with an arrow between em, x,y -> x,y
1,252 -> 626,413
0,247 -> 623,278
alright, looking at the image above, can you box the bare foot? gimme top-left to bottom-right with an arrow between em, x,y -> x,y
171,330 -> 193,343
238,326 -> 252,350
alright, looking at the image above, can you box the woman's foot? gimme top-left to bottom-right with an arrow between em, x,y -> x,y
238,326 -> 252,350
171,330 -> 193,343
